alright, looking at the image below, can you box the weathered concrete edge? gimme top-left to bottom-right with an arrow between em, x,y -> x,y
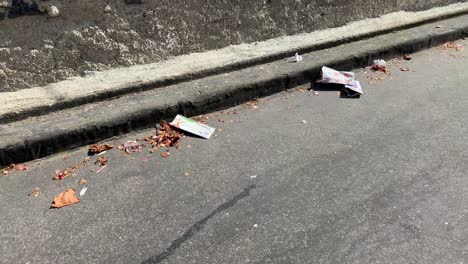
1,2 -> 468,123
1,17 -> 467,166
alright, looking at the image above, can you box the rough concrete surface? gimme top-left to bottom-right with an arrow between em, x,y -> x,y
0,41 -> 467,263
1,16 -> 467,165
0,0 -> 466,91
1,4 -> 468,123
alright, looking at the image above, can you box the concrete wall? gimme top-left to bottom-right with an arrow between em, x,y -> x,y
0,0 -> 465,91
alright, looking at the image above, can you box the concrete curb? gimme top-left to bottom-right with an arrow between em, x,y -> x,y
1,15 -> 467,166
1,3 -> 468,124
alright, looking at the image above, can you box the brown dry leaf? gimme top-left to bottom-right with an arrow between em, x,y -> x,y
51,189 -> 80,208
89,144 -> 113,154
15,163 -> 29,171
29,187 -> 40,197
403,54 -> 412,60
161,152 -> 171,158
94,157 -> 108,166
144,122 -> 182,149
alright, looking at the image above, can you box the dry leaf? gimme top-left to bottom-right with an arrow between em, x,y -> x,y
161,152 -> 171,158
15,163 -> 29,171
79,179 -> 88,185
53,158 -> 90,181
144,123 -> 182,149
94,157 -> 108,166
400,67 -> 410,72
89,144 -> 113,154
403,54 -> 412,60
51,189 -> 80,208
2,169 -> 9,176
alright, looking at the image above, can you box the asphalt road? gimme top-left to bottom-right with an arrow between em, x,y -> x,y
1,39 -> 467,264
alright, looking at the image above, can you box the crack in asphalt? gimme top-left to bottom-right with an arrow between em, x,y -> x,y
142,184 -> 257,264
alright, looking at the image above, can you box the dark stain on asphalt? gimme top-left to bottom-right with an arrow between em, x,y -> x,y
142,185 -> 256,264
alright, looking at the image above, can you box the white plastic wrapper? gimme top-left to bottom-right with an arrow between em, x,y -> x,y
294,52 -> 303,62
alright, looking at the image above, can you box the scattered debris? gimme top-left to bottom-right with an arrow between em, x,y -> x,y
308,83 -> 319,95
89,144 -> 113,155
170,115 -> 215,139
123,141 -> 143,153
250,175 -> 257,179
371,59 -> 388,73
301,120 -> 308,124
28,187 -> 41,197
440,41 -> 465,51
218,119 -> 225,123
161,152 -> 171,158
94,157 -> 108,173
294,52 -> 303,62
435,25 -> 443,28
94,157 -> 108,166
51,189 -> 80,208
403,54 -> 412,61
53,158 -> 90,181
244,99 -> 260,109
2,169 -> 9,176
79,186 -> 89,197
184,172 -> 190,177
192,115 -> 210,124
400,67 -> 410,72
144,122 -> 183,150
253,224 -> 258,228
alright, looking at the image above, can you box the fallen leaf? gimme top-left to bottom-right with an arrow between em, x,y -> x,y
403,54 -> 412,60
89,144 -> 113,154
51,189 -> 80,208
2,170 -> 9,176
117,145 -> 124,150
94,157 -> 108,166
218,119 -> 225,123
14,163 -> 29,171
79,179 -> 88,185
144,123 -> 182,149
161,152 -> 171,158
29,187 -> 40,197
400,67 -> 410,72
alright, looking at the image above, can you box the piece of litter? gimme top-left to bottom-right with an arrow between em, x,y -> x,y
51,189 -> 80,208
144,122 -> 182,150
319,66 -> 363,97
79,179 -> 88,185
436,25 -> 442,28
301,120 -> 307,124
312,91 -> 319,96
294,52 -> 303,62
170,115 -> 215,139
29,187 -> 40,197
250,175 -> 257,179
253,224 -> 258,228
79,186 -> 88,197
161,152 -> 171,158
94,157 -> 108,166
400,67 -> 410,72
253,105 -> 259,109
96,164 -> 107,174
184,172 -> 190,177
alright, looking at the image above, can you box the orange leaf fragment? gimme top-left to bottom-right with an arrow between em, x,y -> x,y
51,189 -> 80,208
161,152 -> 171,158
